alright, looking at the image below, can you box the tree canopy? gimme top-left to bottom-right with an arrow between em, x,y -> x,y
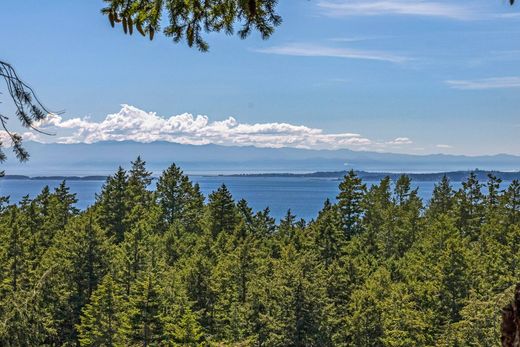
0,161 -> 519,345
101,0 -> 282,51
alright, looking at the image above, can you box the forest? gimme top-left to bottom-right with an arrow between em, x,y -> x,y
0,156 -> 519,346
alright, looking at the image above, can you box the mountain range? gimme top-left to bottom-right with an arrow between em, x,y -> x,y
2,141 -> 519,175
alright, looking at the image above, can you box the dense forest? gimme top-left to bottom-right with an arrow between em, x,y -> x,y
0,157 -> 519,346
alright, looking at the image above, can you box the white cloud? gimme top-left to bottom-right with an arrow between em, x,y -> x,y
445,77 -> 520,90
436,144 -> 452,149
30,105 -> 415,151
0,132 -> 13,146
0,131 -> 40,147
317,0 -> 476,20
255,43 -> 409,63
387,137 -> 413,145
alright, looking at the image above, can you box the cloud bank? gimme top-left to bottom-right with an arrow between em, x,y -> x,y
30,105 -> 413,151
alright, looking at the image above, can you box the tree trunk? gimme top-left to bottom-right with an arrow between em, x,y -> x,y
502,284 -> 520,347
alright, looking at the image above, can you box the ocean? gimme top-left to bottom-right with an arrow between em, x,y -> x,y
0,177 -> 510,221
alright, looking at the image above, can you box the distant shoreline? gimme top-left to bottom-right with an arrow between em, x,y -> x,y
221,170 -> 520,182
0,175 -> 109,181
1,169 -> 519,182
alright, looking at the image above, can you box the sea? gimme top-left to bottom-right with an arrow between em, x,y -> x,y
0,177 -> 513,221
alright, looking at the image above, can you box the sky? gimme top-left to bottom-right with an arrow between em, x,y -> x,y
1,0 -> 519,156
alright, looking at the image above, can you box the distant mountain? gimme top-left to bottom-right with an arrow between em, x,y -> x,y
2,140 -> 519,175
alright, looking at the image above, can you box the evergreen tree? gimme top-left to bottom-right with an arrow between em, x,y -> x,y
0,160 -> 518,346
337,170 -> 366,239
37,213 -> 111,344
313,199 -> 344,266
486,173 -> 503,210
254,207 -> 277,237
78,274 -> 130,347
394,175 -> 415,206
182,182 -> 205,233
156,163 -> 204,232
428,175 -> 454,217
126,156 -> 153,227
34,185 -> 51,217
439,237 -> 471,323
207,184 -> 237,238
115,222 -> 150,296
51,180 -> 79,230
127,269 -> 163,345
237,198 -> 255,231
127,156 -> 153,198
503,180 -> 520,225
160,269 -> 206,345
4,208 -> 26,292
166,308 -> 205,346
156,163 -> 187,225
97,167 -> 128,242
455,172 -> 485,238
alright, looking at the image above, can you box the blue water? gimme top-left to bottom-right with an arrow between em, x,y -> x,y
0,177 -> 511,221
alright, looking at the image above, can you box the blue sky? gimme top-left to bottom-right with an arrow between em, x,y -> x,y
1,0 -> 519,155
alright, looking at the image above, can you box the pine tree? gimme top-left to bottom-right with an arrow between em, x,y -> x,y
65,215 -> 110,305
18,196 -> 42,269
51,181 -> 79,230
439,237 -> 471,323
156,163 -> 204,232
160,269 -> 206,345
278,209 -> 296,240
126,156 -> 153,228
313,199 -> 344,266
254,207 -> 277,237
115,222 -> 149,296
211,245 -> 252,343
36,213 -> 111,344
34,185 -> 51,217
97,167 -> 128,243
455,172 -> 484,238
166,308 -> 205,346
337,170 -> 366,239
361,177 -> 392,254
503,180 -> 520,225
127,156 -> 153,199
4,208 -> 26,292
127,269 -> 163,345
208,184 -> 237,238
78,274 -> 130,347
391,175 -> 423,257
346,267 -> 390,346
182,182 -> 205,233
33,185 -> 56,251
237,198 -> 255,231
394,175 -> 414,206
486,173 -> 503,210
183,252 -> 216,331
156,163 -> 186,225
428,175 -> 454,217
